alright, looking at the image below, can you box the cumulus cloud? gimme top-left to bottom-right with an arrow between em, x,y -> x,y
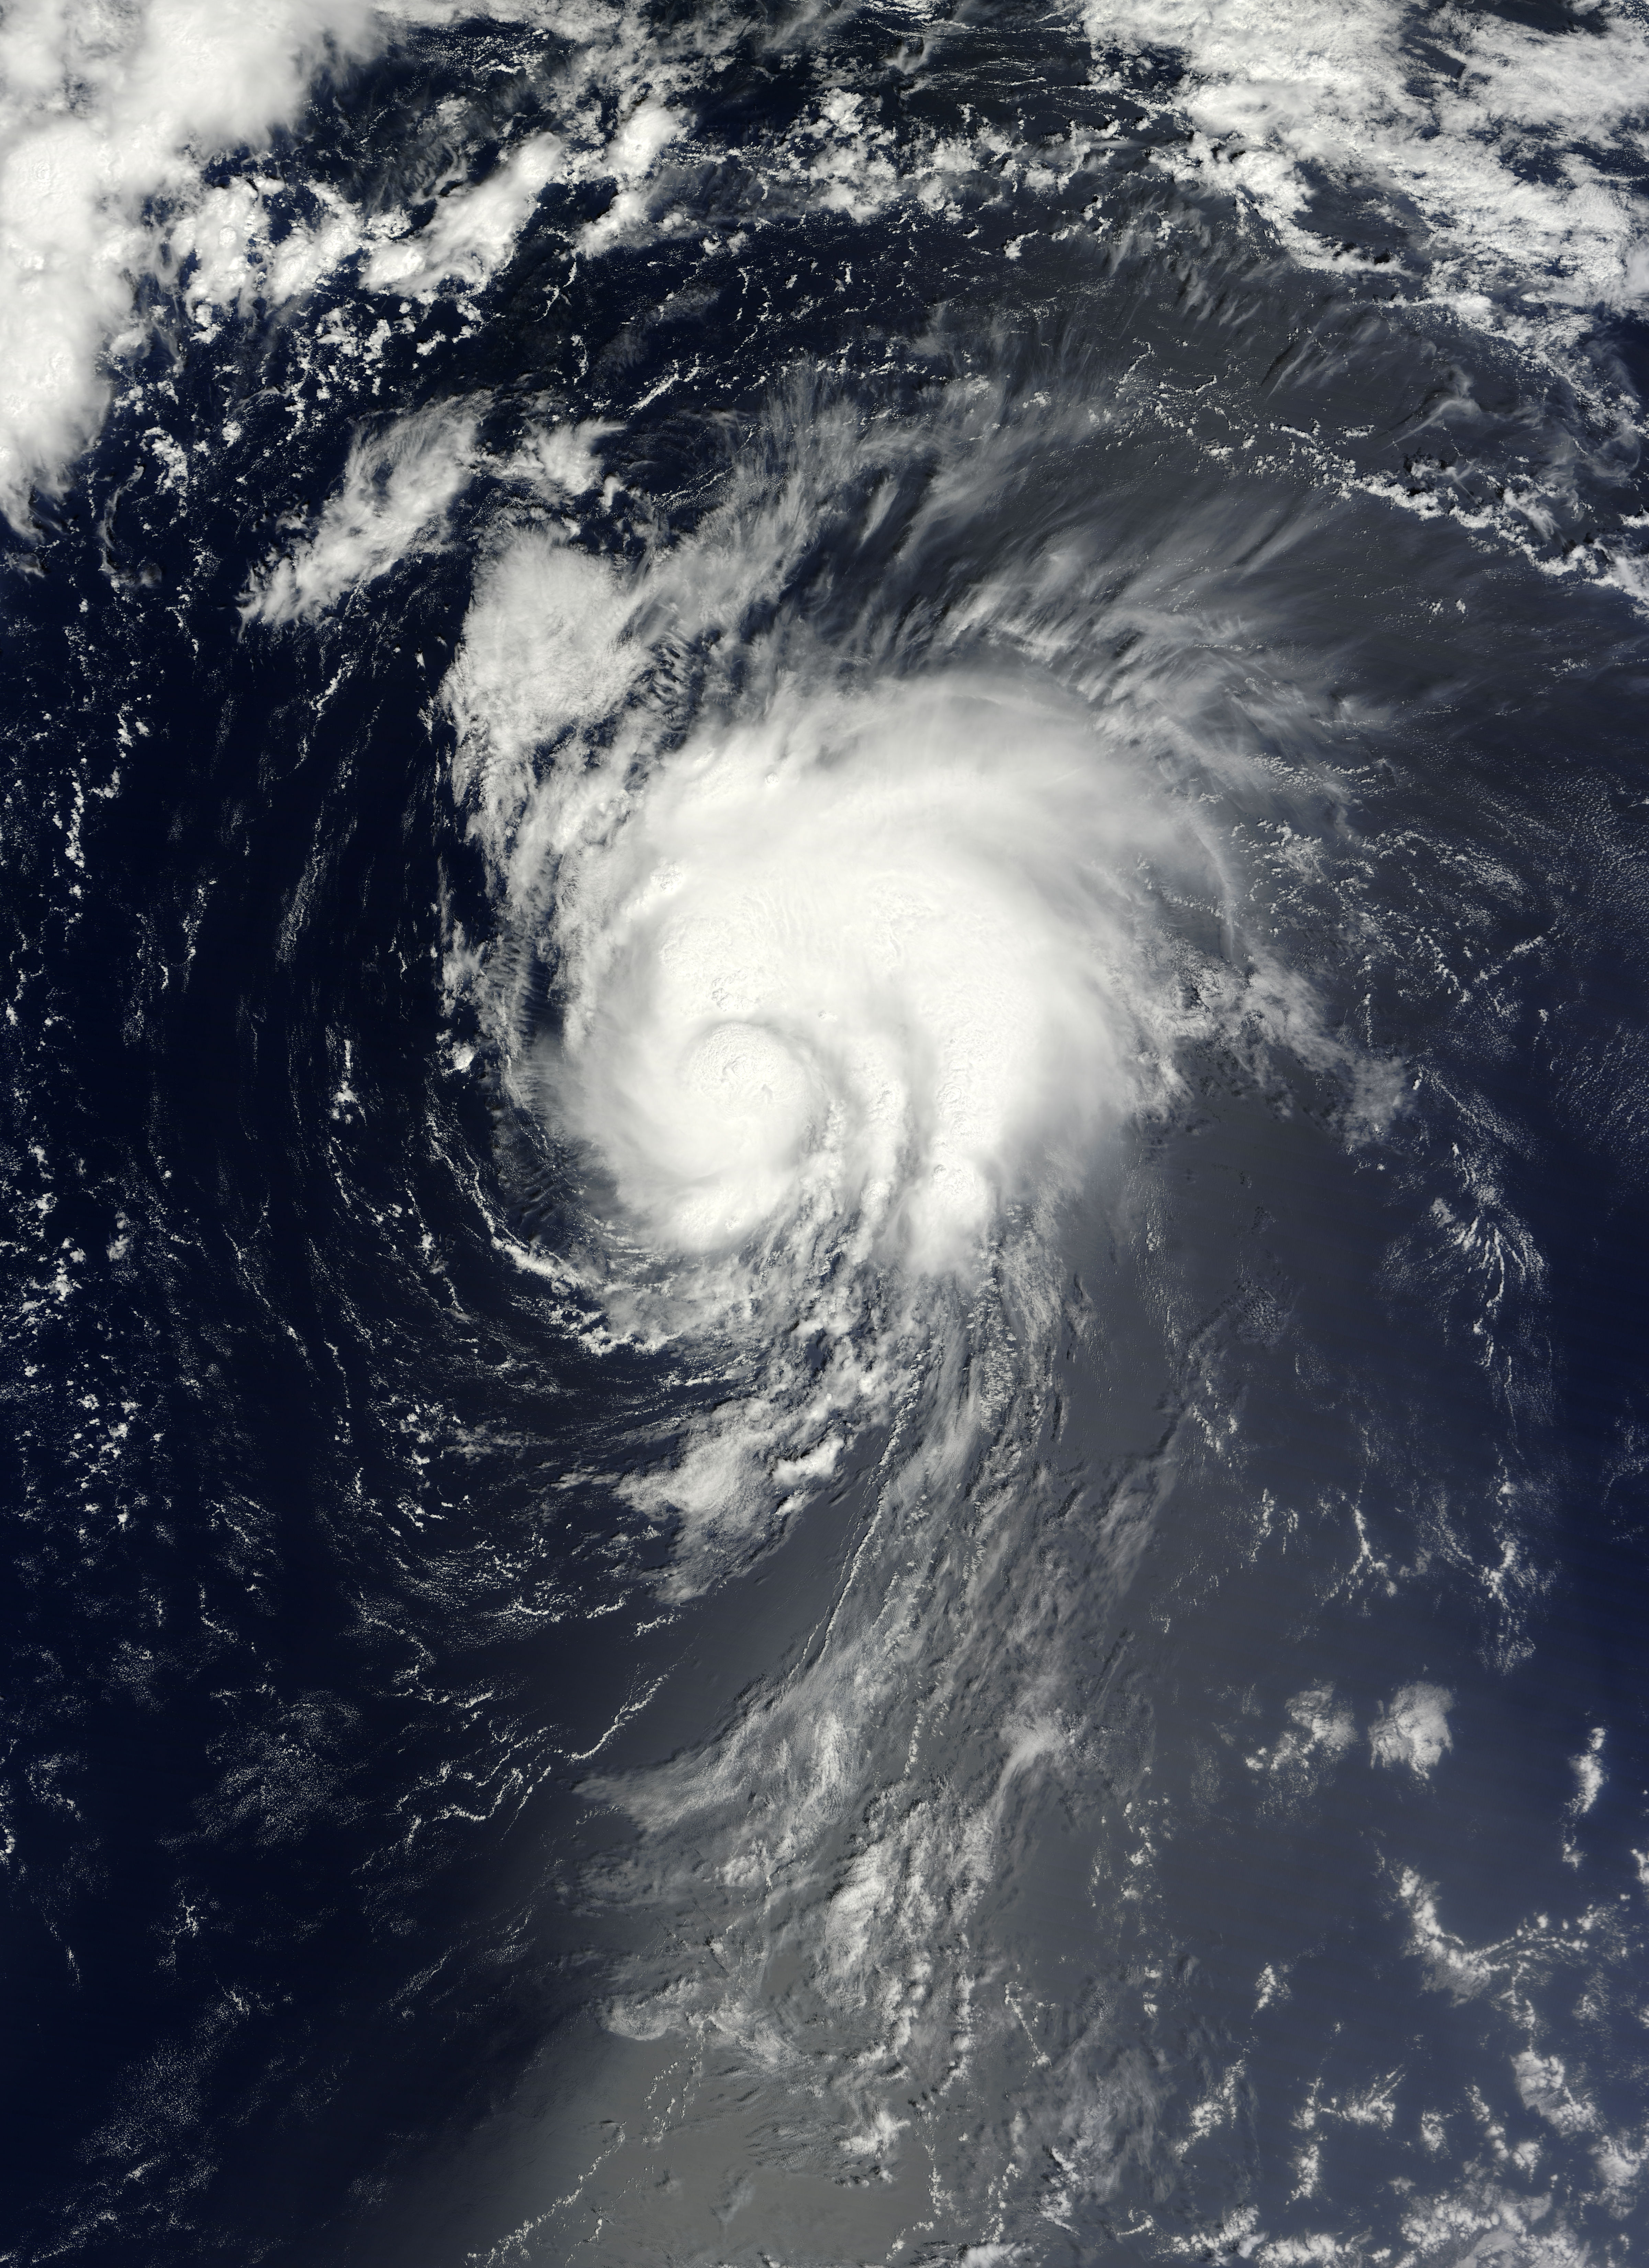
1087,0 -> 1649,351
243,402 -> 478,624
1370,1682 -> 1454,1776
1248,1685 -> 1358,1801
574,99 -> 680,253
362,130 -> 570,297
1513,2048 -> 1597,2138
0,0 -> 635,526
0,0 -> 383,527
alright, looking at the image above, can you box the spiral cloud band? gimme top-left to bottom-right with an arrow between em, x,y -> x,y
439,382 -> 1378,1597
553,683 -> 1149,1269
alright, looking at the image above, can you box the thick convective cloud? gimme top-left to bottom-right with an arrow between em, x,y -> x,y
437,373 -> 1383,1588
549,680 -> 1146,1276
456,582 -> 1202,1582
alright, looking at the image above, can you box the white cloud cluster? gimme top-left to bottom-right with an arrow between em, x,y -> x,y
438,374 -> 1395,1591
362,130 -> 572,296
243,400 -> 477,624
1086,0 -> 1649,348
0,0 -> 681,528
0,0 -> 382,526
1370,1681 -> 1454,1776
546,680 -> 1150,1270
450,547 -> 1205,1561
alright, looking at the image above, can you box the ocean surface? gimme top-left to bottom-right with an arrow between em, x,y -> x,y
3,1 -> 1649,2261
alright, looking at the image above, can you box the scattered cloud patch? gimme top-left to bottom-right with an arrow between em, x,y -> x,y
0,0 -> 384,527
244,403 -> 478,625
1370,1682 -> 1453,1777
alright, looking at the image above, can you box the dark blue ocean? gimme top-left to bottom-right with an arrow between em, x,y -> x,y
3,1 -> 1649,2261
